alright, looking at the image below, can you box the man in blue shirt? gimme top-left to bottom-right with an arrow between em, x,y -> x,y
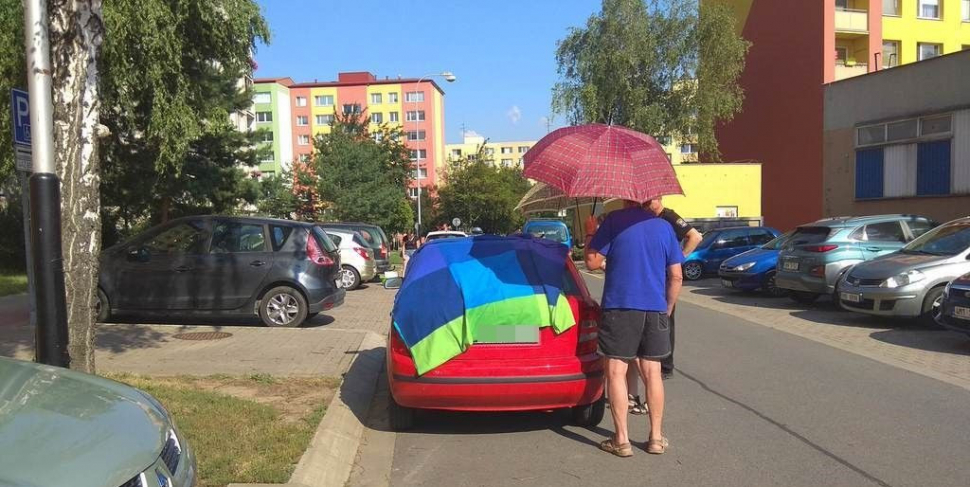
585,201 -> 684,457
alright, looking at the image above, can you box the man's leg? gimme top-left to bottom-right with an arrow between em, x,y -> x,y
638,358 -> 664,442
660,307 -> 675,377
606,357 -> 631,444
626,360 -> 639,397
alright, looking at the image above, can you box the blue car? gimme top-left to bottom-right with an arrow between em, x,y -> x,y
940,272 -> 970,338
523,218 -> 573,249
683,226 -> 780,281
718,231 -> 793,296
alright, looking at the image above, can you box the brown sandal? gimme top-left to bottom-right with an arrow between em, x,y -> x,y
646,436 -> 669,455
599,438 -> 633,457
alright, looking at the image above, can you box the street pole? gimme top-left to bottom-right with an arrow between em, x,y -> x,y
24,0 -> 70,367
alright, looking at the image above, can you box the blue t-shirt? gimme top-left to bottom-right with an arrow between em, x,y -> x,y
589,206 -> 684,312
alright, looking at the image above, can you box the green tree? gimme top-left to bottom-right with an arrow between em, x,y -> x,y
0,0 -> 25,183
255,170 -> 298,219
437,146 -> 531,235
552,0 -> 749,160
313,112 -> 414,233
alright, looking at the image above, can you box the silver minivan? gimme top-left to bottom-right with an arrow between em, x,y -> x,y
837,217 -> 970,325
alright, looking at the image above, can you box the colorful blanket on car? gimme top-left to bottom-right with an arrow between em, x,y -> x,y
391,235 -> 576,375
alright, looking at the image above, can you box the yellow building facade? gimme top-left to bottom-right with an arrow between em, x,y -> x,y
445,134 -> 537,168
881,0 -> 970,67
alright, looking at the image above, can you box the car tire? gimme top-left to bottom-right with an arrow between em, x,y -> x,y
339,265 -> 361,290
790,291 -> 819,305
683,262 -> 704,281
920,286 -> 946,328
389,394 -> 415,431
570,395 -> 606,428
259,286 -> 308,328
95,288 -> 111,323
763,272 -> 788,298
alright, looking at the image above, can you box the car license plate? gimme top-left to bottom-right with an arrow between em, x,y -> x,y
721,279 -> 733,288
783,261 -> 799,271
840,292 -> 862,303
954,306 -> 970,320
474,324 -> 540,344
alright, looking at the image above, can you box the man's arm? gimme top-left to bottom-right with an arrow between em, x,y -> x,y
682,228 -> 703,257
665,263 -> 683,315
583,215 -> 607,270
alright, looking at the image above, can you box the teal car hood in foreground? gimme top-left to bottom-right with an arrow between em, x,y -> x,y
0,357 -> 168,487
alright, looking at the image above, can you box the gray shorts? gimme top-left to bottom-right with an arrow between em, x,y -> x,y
598,309 -> 671,360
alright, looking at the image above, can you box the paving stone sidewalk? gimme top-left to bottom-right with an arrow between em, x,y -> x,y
0,284 -> 396,378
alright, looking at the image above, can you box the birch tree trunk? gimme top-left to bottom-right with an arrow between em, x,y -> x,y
49,0 -> 104,373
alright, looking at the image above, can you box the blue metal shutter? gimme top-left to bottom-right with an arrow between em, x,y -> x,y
855,148 -> 884,199
916,140 -> 951,196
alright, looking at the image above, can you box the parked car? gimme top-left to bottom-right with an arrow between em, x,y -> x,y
0,356 -> 196,487
838,217 -> 970,325
386,236 -> 604,430
98,216 -> 345,328
324,228 -> 377,290
940,272 -> 970,337
683,226 -> 780,281
425,230 -> 467,241
718,231 -> 793,296
523,218 -> 573,248
318,222 -> 391,274
776,214 -> 936,304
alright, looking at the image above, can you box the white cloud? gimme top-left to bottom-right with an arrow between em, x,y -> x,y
507,105 -> 522,124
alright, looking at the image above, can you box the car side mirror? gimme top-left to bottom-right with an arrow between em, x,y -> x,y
127,247 -> 149,262
383,277 -> 403,289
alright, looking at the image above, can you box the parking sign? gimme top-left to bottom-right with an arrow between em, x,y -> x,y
11,89 -> 30,147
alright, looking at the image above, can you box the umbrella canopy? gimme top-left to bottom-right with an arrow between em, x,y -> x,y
515,182 -> 614,214
522,123 -> 683,203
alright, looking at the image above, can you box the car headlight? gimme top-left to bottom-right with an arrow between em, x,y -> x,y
880,270 -> 925,289
734,262 -> 756,272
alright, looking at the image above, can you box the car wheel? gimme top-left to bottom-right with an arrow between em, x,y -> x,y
259,286 -> 308,328
920,286 -> 946,328
790,291 -> 819,305
570,395 -> 606,428
95,288 -> 110,323
389,394 -> 415,431
683,262 -> 704,281
763,272 -> 788,298
339,265 -> 361,290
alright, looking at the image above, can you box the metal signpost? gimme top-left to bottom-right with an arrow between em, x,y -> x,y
11,89 -> 37,341
451,217 -> 461,230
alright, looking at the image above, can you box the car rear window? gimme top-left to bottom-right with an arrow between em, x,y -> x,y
312,227 -> 339,253
789,226 -> 831,246
762,231 -> 793,250
270,225 -> 293,251
327,232 -> 342,247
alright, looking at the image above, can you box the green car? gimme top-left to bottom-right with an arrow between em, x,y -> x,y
0,357 -> 196,487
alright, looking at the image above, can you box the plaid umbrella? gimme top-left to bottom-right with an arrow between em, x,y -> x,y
514,182 -> 614,214
522,123 -> 683,202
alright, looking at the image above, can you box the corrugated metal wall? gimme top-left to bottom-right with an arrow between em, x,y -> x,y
884,144 -> 917,198
953,109 -> 970,194
856,148 -> 884,199
916,140 -> 951,196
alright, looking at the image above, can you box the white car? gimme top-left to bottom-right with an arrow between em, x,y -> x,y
325,229 -> 377,290
425,231 -> 467,241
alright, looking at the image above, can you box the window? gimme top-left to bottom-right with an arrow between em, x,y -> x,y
716,229 -> 749,248
886,119 -> 917,141
907,219 -> 935,238
836,0 -> 848,9
918,0 -> 940,18
883,0 -> 900,15
411,167 -> 428,179
343,104 -> 362,115
835,46 -> 848,63
405,91 -> 425,102
518,146 -> 529,153
296,115 -> 308,126
405,110 -> 426,122
921,114 -> 952,135
857,124 -> 887,146
918,42 -> 942,60
144,221 -> 206,255
681,143 -> 697,154
451,149 -> 462,157
389,92 -> 399,103
964,0 -> 970,20
373,132 -> 384,142
657,135 -> 672,145
389,111 -> 399,122
501,147 -> 513,154
258,131 -> 273,143
486,148 -> 495,156
256,111 -> 273,123
666,152 -> 673,161
748,229 -> 776,246
211,222 -> 266,253
298,135 -> 310,145
409,149 -> 427,160
882,41 -> 900,68
371,93 -> 382,104
371,112 -> 384,124
408,187 -> 419,198
864,222 -> 907,243
260,151 -> 274,163
298,154 -> 310,162
716,206 -> 739,218
407,130 -> 426,141
295,96 -> 307,107
501,158 -> 513,167
316,114 -> 334,125
855,148 -> 885,199
270,225 -> 293,251
254,92 -> 271,104
314,95 -> 334,106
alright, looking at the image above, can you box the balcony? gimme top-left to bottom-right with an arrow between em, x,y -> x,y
834,62 -> 868,81
834,8 -> 868,35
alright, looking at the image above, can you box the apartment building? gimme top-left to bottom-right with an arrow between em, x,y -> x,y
445,133 -> 537,168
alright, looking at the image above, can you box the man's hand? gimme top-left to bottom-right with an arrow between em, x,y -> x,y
666,264 -> 683,315
682,228 -> 703,257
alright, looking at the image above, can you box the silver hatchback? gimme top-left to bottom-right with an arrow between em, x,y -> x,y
837,217 -> 970,324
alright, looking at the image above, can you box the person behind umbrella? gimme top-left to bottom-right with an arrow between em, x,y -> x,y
585,202 -> 684,457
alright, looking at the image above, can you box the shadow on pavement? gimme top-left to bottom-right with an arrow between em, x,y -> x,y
105,312 -> 336,328
869,328 -> 970,356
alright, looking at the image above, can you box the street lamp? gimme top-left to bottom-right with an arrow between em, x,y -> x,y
412,71 -> 456,237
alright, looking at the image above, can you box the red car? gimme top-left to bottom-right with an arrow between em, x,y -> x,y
386,260 -> 605,430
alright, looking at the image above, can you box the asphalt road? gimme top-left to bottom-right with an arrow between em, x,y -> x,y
385,273 -> 970,487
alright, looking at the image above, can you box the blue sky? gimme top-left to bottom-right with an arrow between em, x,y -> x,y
253,0 -> 599,144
